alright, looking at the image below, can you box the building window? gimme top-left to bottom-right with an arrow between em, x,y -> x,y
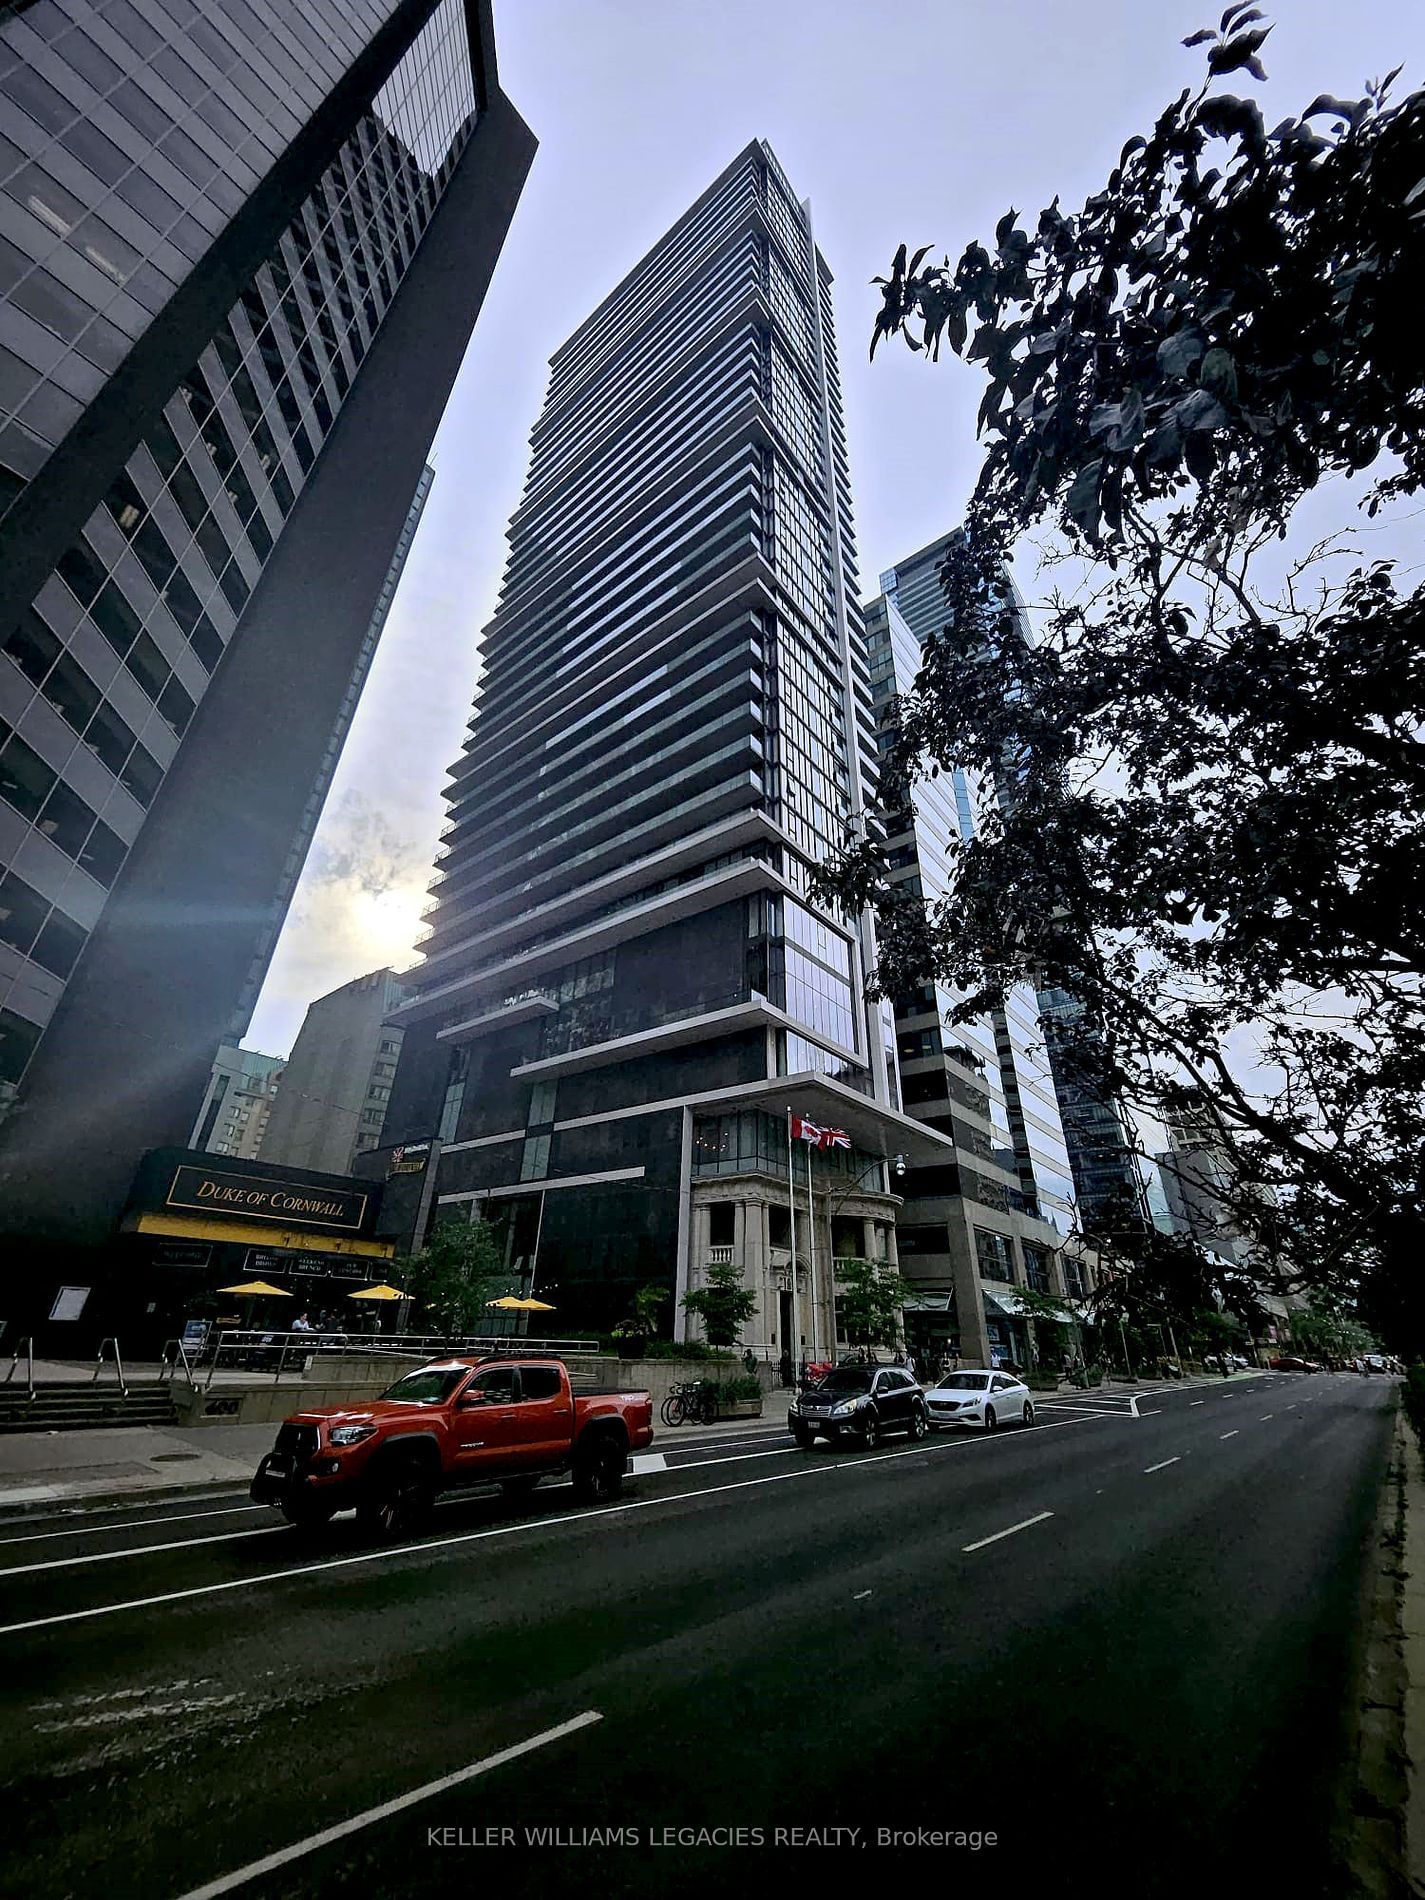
1062,1257 -> 1086,1299
975,1228 -> 1015,1282
708,1203 -> 735,1248
527,1079 -> 557,1127
1023,1245 -> 1051,1294
519,1133 -> 550,1182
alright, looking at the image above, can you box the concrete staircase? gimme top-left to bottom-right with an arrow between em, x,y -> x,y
0,1381 -> 180,1434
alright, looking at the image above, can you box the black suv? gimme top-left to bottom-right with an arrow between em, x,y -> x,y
788,1364 -> 928,1449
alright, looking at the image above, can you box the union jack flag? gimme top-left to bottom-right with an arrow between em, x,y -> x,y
790,1114 -> 851,1151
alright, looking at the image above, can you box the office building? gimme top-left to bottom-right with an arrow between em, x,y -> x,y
260,966 -> 405,1174
0,3 -> 535,1316
190,1038 -> 283,1158
864,552 -> 1091,1369
382,141 -> 944,1347
876,528 -> 1144,1230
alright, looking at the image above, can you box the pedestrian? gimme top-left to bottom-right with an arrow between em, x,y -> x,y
779,1349 -> 793,1388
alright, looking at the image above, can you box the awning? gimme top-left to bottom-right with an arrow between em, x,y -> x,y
696,1071 -> 958,1168
901,1294 -> 953,1313
981,1286 -> 1083,1325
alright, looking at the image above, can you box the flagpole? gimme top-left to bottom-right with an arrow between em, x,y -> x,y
806,1132 -> 819,1368
787,1108 -> 802,1383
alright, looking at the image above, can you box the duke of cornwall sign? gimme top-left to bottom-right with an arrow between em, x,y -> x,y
163,1163 -> 369,1233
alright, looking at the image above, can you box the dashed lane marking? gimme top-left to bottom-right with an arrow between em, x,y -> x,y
172,1711 -> 604,1899
962,1511 -> 1054,1553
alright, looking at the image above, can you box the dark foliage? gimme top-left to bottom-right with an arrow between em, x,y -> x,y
830,9 -> 1425,1345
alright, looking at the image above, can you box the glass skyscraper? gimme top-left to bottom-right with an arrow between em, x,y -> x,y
0,2 -> 534,1290
384,141 -> 941,1347
864,536 -> 1092,1368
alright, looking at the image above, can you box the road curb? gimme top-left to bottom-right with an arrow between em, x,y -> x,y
0,1475 -> 253,1524
1344,1399 -> 1412,1899
1398,1405 -> 1425,1898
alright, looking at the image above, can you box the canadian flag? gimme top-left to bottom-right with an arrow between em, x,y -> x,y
791,1115 -> 851,1151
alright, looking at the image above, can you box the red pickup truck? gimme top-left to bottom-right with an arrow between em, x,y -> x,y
250,1356 -> 653,1538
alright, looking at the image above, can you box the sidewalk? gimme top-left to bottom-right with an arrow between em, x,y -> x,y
0,1419 -> 281,1514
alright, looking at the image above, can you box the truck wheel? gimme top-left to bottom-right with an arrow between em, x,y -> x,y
357,1462 -> 435,1541
279,1495 -> 336,1532
572,1433 -> 626,1504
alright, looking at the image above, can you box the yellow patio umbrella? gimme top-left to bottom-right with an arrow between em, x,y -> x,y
348,1282 -> 409,1301
486,1295 -> 556,1312
218,1280 -> 290,1297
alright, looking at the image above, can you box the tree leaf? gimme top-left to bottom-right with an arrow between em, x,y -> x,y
1158,329 -> 1205,379
1199,346 -> 1239,401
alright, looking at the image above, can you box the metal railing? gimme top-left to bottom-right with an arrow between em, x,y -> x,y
4,1336 -> 34,1400
159,1339 -> 198,1390
198,1330 -> 604,1390
93,1338 -> 127,1396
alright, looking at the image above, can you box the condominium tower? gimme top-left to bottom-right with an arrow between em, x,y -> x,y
383,141 -> 944,1346
0,2 -> 534,1299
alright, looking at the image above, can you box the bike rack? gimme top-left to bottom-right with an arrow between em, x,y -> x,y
4,1336 -> 34,1400
93,1337 -> 128,1397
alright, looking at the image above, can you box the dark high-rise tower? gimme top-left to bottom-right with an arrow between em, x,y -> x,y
0,3 -> 534,1269
384,141 -> 943,1347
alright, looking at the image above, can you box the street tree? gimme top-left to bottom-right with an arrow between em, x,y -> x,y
835,1256 -> 916,1352
682,1258 -> 758,1350
823,7 -> 1425,1345
405,1215 -> 504,1334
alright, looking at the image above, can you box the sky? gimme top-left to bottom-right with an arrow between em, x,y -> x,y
244,0 -> 1424,1057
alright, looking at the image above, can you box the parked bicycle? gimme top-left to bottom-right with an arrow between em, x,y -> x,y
659,1379 -> 717,1426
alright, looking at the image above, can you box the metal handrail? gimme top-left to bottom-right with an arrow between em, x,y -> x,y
93,1338 -> 128,1397
200,1330 -> 604,1389
159,1339 -> 198,1390
4,1336 -> 34,1399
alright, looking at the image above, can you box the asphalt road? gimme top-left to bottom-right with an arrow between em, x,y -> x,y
0,1371 -> 1395,1898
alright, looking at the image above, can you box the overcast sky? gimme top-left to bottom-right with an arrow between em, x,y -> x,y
245,0 -> 1423,1057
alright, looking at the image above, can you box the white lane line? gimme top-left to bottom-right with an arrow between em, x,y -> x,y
852,1589 -> 873,1601
0,1504 -> 265,1548
0,1413 -> 1109,1638
629,1453 -> 666,1474
0,1522 -> 286,1579
1189,1401 -> 1204,1407
1220,1431 -> 1240,1440
1138,1408 -> 1163,1416
962,1511 -> 1054,1554
1260,1414 -> 1274,1421
1144,1457 -> 1181,1474
172,1710 -> 603,1899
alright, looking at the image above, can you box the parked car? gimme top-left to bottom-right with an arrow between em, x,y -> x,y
925,1369 -> 1034,1431
788,1364 -> 928,1449
1268,1354 -> 1319,1372
250,1356 -> 654,1538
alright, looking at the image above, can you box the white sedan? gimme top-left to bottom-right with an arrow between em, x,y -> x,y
925,1370 -> 1034,1431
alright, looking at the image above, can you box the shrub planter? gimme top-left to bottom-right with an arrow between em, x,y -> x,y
715,1397 -> 763,1420
1026,1373 -> 1061,1392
